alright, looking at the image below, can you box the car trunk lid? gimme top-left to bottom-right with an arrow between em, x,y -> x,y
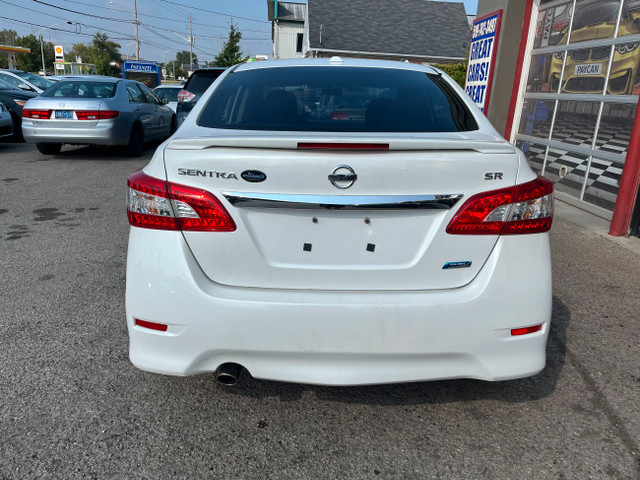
164,133 -> 519,291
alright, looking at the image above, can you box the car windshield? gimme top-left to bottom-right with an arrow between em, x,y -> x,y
154,87 -> 180,102
40,81 -> 118,98
572,2 -> 621,30
197,66 -> 477,132
14,71 -> 54,90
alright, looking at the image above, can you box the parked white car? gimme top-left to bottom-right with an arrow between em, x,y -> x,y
126,58 -> 553,386
153,85 -> 181,113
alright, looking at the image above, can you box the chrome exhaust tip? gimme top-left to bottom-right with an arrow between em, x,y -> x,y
215,363 -> 242,386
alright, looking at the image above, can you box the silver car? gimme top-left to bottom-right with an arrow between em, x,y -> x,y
22,77 -> 175,156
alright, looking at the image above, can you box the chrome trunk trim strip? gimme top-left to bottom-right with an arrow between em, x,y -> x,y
222,192 -> 463,210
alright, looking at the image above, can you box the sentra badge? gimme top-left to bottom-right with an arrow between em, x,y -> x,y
178,168 -> 238,180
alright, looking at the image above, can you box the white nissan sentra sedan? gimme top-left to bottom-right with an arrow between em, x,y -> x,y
22,77 -> 175,156
126,58 -> 553,386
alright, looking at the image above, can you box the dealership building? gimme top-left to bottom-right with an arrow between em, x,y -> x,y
476,0 -> 640,237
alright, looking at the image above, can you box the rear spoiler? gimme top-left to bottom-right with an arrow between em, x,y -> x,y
167,136 -> 516,154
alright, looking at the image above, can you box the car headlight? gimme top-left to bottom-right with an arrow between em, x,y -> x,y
616,43 -> 639,54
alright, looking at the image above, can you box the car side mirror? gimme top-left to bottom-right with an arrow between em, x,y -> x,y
18,83 -> 32,91
161,98 -> 169,105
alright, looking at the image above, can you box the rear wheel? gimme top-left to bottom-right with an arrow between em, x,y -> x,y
126,123 -> 145,157
36,143 -> 62,155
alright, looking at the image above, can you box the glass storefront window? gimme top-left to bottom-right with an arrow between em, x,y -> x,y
527,54 -> 564,93
543,148 -> 590,200
607,43 -> 640,94
517,0 -> 637,213
608,1 -> 640,38
534,3 -> 572,49
595,103 -> 636,154
551,101 -> 599,147
516,140 -> 547,174
570,0 -> 620,44
518,99 -> 555,139
583,157 -> 624,211
561,47 -> 612,93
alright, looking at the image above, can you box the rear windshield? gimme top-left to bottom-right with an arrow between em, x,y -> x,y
185,70 -> 226,94
154,87 -> 180,102
197,67 -> 477,132
40,81 -> 117,99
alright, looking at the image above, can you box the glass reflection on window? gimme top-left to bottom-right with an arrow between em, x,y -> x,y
518,99 -> 555,139
583,157 -> 624,211
556,47 -> 611,93
543,148 -> 589,200
570,0 -> 621,43
535,3 -> 572,48
516,140 -> 547,174
527,54 -> 564,92
595,103 -> 635,154
551,101 -> 599,147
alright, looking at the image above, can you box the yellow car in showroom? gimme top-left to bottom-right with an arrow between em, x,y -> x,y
548,0 -> 640,94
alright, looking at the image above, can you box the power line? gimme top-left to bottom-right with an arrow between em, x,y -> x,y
32,0 -> 135,22
0,14 -> 132,40
158,0 -> 271,24
0,0 -> 136,40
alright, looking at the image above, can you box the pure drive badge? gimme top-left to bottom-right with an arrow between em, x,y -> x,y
177,168 -> 238,179
241,170 -> 267,183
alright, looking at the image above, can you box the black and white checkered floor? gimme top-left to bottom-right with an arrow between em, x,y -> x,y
517,111 -> 632,212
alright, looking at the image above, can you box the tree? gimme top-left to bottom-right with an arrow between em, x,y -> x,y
214,22 -> 247,67
66,33 -> 122,76
15,34 -> 42,73
0,29 -> 18,69
91,33 -> 122,76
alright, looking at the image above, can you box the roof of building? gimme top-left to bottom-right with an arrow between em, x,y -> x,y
307,0 -> 470,60
267,1 -> 306,22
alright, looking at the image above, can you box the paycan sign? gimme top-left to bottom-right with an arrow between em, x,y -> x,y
464,10 -> 502,114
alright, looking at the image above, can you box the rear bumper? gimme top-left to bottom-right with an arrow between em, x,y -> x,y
22,119 -> 129,145
126,228 -> 552,385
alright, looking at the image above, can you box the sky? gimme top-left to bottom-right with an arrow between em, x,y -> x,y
0,0 -> 479,64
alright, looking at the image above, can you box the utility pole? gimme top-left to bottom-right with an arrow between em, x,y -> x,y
134,0 -> 139,60
189,14 -> 193,72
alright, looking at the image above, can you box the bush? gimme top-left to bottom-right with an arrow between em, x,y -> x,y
433,63 -> 467,88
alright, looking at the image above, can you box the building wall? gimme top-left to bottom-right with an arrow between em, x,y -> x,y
274,22 -> 305,59
476,0 -> 528,135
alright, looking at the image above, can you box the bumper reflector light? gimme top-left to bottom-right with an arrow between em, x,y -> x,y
511,324 -> 542,336
135,318 -> 168,332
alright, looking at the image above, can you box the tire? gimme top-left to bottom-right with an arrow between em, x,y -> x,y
11,113 -> 23,142
126,123 -> 145,157
36,143 -> 62,155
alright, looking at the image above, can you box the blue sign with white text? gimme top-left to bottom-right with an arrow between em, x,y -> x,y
122,60 -> 161,88
464,11 -> 502,114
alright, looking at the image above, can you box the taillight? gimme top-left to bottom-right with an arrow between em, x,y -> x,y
446,176 -> 553,235
75,110 -> 120,120
22,109 -> 51,119
177,89 -> 196,102
127,170 -> 236,232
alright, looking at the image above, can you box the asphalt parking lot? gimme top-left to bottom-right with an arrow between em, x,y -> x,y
1,142 -> 639,479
